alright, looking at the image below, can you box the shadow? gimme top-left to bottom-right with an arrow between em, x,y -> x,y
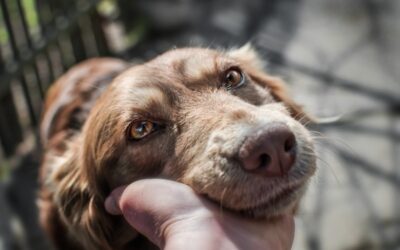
314,123 -> 400,142
259,48 -> 400,110
329,143 -> 400,189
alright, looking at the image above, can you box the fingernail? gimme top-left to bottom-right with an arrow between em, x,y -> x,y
105,196 -> 121,215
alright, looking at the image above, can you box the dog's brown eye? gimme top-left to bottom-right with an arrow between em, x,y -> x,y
128,121 -> 158,140
224,68 -> 245,89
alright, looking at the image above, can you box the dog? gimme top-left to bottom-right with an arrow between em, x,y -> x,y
38,45 -> 316,250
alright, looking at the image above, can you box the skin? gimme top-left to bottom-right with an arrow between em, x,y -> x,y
105,179 -> 295,250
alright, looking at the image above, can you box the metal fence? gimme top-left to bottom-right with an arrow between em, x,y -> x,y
0,1 -> 114,248
0,0 -> 109,158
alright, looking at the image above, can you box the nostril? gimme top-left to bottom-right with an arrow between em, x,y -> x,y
258,154 -> 271,169
239,123 -> 297,176
284,134 -> 296,152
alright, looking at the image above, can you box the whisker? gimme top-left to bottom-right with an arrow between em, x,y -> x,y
302,117 -> 313,127
296,113 -> 309,125
299,145 -> 341,185
307,131 -> 357,164
219,187 -> 228,217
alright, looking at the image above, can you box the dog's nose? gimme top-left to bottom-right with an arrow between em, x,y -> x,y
239,123 -> 296,177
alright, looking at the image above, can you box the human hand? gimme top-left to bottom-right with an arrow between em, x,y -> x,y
105,179 -> 294,250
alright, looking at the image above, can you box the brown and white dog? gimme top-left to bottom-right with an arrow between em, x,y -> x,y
39,45 -> 316,250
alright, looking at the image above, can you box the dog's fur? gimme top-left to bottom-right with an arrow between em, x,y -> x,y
39,45 -> 316,250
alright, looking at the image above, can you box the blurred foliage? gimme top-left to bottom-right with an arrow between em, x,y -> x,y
0,161 -> 10,181
98,0 -> 148,51
0,11 -> 7,44
22,0 -> 39,31
97,0 -> 118,17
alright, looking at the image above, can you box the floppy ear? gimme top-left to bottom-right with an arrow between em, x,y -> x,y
52,142 -> 114,250
229,44 -> 311,124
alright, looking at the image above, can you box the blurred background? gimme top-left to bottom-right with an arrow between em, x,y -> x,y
0,0 -> 399,249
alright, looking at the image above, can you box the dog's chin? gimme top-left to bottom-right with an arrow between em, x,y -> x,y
236,183 -> 307,218
186,157 -> 316,219
206,182 -> 308,219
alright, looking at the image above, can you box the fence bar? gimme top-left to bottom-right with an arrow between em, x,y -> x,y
36,0 -> 68,72
90,11 -> 110,56
0,0 -> 20,59
70,25 -> 87,62
0,91 -> 23,156
35,0 -> 56,82
35,0 -> 65,77
16,0 -> 45,99
33,1 -> 55,86
0,36 -> 23,156
44,51 -> 55,84
19,74 -> 38,126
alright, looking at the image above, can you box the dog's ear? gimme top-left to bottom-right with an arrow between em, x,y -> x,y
229,44 -> 311,124
53,143 -> 114,250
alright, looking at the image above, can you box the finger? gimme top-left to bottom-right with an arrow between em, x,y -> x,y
104,186 -> 126,215
267,215 -> 295,250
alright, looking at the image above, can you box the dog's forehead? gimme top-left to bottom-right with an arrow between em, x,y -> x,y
116,48 -> 235,91
151,48 -> 234,79
155,48 -> 222,65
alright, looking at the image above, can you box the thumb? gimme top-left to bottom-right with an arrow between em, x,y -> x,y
104,179 -> 205,248
104,186 -> 126,215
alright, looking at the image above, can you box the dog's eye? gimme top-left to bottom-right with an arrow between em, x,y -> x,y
223,68 -> 245,90
128,121 -> 159,140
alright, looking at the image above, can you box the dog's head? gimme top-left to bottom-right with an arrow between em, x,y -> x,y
55,45 -> 316,249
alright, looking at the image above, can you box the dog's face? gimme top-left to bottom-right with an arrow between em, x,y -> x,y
81,46 -> 316,218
